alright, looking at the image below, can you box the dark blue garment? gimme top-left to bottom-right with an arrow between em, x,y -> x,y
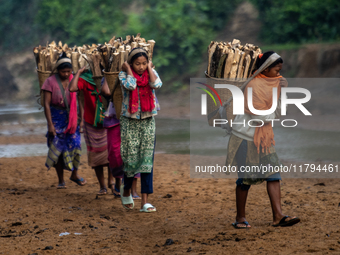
235,140 -> 281,190
45,106 -> 81,170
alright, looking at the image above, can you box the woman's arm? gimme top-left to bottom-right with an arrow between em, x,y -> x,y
43,91 -> 56,136
101,78 -> 111,96
119,62 -> 137,91
149,68 -> 162,90
69,66 -> 86,92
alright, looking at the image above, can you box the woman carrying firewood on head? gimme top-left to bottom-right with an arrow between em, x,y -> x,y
69,65 -> 114,195
118,47 -> 162,212
42,52 -> 86,189
226,51 -> 300,228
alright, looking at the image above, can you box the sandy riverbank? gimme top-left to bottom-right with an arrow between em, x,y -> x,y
1,152 -> 340,254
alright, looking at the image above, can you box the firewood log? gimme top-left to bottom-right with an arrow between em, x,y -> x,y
207,42 -> 217,76
119,51 -> 125,69
229,48 -> 241,80
147,40 -> 155,60
236,51 -> 246,80
223,48 -> 234,78
249,49 -> 262,76
108,36 -> 116,46
45,53 -> 52,71
210,44 -> 224,77
79,54 -> 87,69
71,52 -> 80,73
216,47 -> 228,78
243,54 -> 251,78
39,51 -> 46,71
110,52 -> 119,72
92,52 -> 102,76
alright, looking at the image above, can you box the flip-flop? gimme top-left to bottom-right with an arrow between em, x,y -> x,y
232,221 -> 251,229
97,188 -> 107,196
272,216 -> 300,227
69,177 -> 87,186
108,183 -> 120,197
120,185 -> 134,210
57,182 -> 67,189
140,203 -> 156,213
132,195 -> 141,200
113,184 -> 121,198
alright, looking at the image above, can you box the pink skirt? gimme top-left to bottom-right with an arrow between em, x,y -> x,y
107,124 -> 124,178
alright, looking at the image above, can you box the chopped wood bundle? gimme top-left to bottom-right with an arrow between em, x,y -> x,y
207,39 -> 262,80
98,33 -> 156,73
33,41 -> 83,73
33,34 -> 156,107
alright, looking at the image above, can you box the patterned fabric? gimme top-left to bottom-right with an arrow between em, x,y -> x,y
83,122 -> 109,168
119,69 -> 162,119
45,106 -> 81,171
120,116 -> 155,177
80,70 -> 104,127
226,134 -> 282,185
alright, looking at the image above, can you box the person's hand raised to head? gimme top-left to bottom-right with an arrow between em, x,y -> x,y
122,61 -> 131,72
78,66 -> 87,74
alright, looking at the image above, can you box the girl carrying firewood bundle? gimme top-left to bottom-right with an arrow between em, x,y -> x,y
118,47 -> 162,212
226,51 -> 300,228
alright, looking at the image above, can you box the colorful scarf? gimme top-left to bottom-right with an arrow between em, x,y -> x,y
80,70 -> 104,127
129,69 -> 154,114
64,91 -> 78,134
53,74 -> 77,135
244,73 -> 282,153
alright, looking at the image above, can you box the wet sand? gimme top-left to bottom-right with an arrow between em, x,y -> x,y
1,150 -> 340,254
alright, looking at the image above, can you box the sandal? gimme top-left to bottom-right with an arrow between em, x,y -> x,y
109,183 -> 121,197
97,188 -> 107,196
132,195 -> 141,200
69,177 -> 87,186
232,221 -> 251,229
272,216 -> 300,227
140,203 -> 156,213
120,185 -> 134,210
57,182 -> 67,189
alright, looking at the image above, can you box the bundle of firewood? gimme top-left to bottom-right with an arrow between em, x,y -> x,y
33,33 -> 155,75
33,34 -> 156,107
207,39 -> 262,80
33,41 -> 88,74
98,33 -> 156,73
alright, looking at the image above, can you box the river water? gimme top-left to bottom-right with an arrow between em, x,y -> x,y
0,104 -> 339,162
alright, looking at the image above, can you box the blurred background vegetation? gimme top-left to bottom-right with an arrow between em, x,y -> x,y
1,0 -> 339,93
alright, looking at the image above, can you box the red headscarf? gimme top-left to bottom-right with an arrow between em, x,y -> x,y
129,69 -> 155,114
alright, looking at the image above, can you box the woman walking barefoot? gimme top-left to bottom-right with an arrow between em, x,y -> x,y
42,53 -> 86,189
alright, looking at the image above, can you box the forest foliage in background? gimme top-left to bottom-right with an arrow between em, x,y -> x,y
1,0 -> 339,90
